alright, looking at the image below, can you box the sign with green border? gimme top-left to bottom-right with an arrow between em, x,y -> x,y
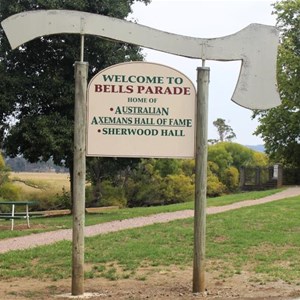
87,62 -> 196,158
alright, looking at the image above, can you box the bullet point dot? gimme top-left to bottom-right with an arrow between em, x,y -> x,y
110,108 -> 114,111
97,129 -> 101,133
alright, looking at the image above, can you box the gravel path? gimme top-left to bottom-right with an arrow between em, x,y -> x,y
0,186 -> 299,254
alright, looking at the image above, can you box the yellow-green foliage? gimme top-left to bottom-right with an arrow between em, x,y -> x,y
180,159 -> 195,177
86,143 -> 269,207
208,142 -> 268,170
222,166 -> 239,192
207,168 -> 226,197
163,174 -> 194,204
0,154 -> 5,169
252,151 -> 269,166
0,153 -> 9,186
0,182 -> 21,201
0,155 -> 23,201
126,164 -> 194,207
207,142 -> 269,195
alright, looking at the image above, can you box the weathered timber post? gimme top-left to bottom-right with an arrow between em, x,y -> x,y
72,61 -> 88,295
193,66 -> 210,293
277,164 -> 283,187
239,166 -> 245,188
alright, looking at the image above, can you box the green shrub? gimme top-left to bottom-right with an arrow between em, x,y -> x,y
86,181 -> 126,208
0,182 -> 21,201
22,192 -> 58,211
14,188 -> 71,211
222,166 -> 239,192
180,159 -> 195,177
0,154 -> 4,169
85,185 -> 94,208
207,172 -> 226,197
153,159 -> 181,177
0,154 -> 9,186
126,173 -> 194,207
162,174 -> 194,204
100,180 -> 127,207
126,176 -> 164,207
55,187 -> 71,209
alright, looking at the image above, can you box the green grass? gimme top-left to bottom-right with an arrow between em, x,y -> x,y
206,196 -> 300,283
0,192 -> 299,284
206,188 -> 284,206
0,188 -> 283,240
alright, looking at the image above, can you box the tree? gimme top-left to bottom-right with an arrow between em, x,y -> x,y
208,143 -> 233,174
0,62 -> 20,148
152,159 -> 181,177
207,142 -> 269,194
208,142 -> 268,171
0,0 -> 150,197
212,118 -> 236,143
221,142 -> 267,169
253,0 -> 300,167
0,153 -> 21,201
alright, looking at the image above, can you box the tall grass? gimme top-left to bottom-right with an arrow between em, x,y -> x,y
10,172 -> 70,196
7,172 -> 70,210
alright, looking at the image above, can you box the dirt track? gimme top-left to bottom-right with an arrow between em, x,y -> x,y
0,186 -> 300,254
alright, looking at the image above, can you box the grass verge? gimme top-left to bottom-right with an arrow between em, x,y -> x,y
0,188 -> 283,239
0,194 -> 299,284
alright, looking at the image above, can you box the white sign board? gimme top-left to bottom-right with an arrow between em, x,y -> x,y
87,62 -> 196,158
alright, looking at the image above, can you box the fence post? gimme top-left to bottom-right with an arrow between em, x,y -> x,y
277,164 -> 283,187
239,166 -> 245,188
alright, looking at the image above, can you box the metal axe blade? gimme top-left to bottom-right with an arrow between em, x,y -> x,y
1,10 -> 281,109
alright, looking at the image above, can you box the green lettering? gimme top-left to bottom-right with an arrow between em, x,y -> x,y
102,74 -> 114,82
91,116 -> 98,125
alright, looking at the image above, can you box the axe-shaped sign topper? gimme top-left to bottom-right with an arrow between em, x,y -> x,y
1,9 -> 281,109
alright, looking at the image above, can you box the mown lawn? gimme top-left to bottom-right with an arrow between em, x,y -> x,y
0,192 -> 299,285
0,188 -> 283,239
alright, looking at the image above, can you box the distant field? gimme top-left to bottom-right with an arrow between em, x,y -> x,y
9,172 -> 70,195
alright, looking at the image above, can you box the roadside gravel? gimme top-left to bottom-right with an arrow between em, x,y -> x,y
0,186 -> 299,254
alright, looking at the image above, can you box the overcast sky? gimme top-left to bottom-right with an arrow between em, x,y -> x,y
129,0 -> 277,145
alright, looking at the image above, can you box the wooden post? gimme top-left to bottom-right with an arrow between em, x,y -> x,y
72,61 -> 88,296
277,164 -> 283,187
239,166 -> 245,188
193,66 -> 209,293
